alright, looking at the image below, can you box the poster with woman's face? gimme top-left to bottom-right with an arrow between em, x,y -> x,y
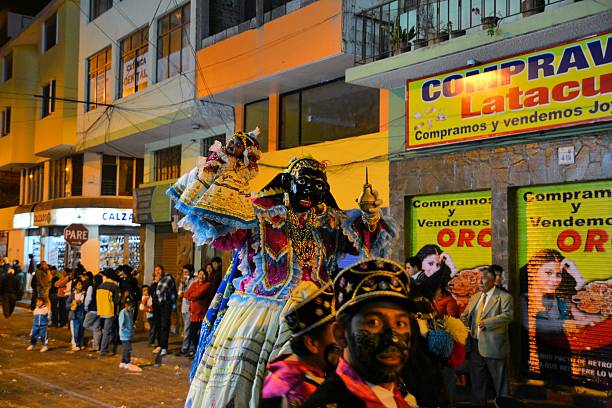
409,191 -> 493,312
517,180 -> 611,391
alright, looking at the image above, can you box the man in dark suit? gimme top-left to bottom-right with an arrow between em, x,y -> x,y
460,266 -> 513,406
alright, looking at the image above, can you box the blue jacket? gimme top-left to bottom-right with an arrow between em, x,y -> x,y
118,308 -> 134,341
32,305 -> 49,327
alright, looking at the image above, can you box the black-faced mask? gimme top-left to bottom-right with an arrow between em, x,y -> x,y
347,328 -> 411,384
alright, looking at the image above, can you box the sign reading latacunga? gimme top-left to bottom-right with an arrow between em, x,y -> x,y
406,32 -> 611,149
517,180 -> 611,391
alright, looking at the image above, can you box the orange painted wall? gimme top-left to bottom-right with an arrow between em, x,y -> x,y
195,0 -> 343,98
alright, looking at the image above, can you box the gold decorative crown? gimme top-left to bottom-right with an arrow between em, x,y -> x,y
285,156 -> 328,178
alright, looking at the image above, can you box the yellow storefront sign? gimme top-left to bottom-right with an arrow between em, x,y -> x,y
406,32 -> 612,149
517,180 -> 612,391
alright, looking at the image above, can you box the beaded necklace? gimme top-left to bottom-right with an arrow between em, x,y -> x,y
286,207 -> 319,271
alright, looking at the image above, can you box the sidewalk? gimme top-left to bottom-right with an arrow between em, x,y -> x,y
0,306 -> 191,408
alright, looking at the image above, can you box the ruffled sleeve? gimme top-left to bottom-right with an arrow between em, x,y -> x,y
339,209 -> 397,258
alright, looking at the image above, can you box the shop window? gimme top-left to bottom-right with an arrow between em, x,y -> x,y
71,154 -> 83,197
120,26 -> 149,98
41,80 -> 56,118
154,145 -> 181,181
49,157 -> 70,199
118,157 -> 135,196
1,106 -> 11,136
244,99 -> 269,152
2,52 -> 12,82
156,3 -> 191,82
200,135 -> 224,156
43,13 -> 57,52
279,79 -> 380,149
87,47 -> 112,111
99,228 -> 141,270
101,155 -> 118,196
22,164 -> 44,205
90,0 -> 113,21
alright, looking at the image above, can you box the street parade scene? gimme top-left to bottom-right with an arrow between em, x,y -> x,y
0,0 -> 610,407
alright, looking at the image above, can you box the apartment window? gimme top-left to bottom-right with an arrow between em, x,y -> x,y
200,135 -> 224,156
91,0 -> 113,21
22,165 -> 44,205
279,79 -> 379,149
154,145 -> 181,181
1,107 -> 11,136
71,154 -> 83,197
101,156 -> 143,196
87,47 -> 112,110
101,155 -> 118,196
43,13 -> 57,52
120,27 -> 149,98
41,80 -> 56,118
2,52 -> 12,82
49,157 -> 70,199
244,99 -> 269,152
157,3 -> 191,82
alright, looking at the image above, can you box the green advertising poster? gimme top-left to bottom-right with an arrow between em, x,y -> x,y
517,180 -> 612,391
409,190 -> 492,312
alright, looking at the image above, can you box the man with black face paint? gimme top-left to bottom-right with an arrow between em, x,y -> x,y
169,157 -> 397,407
303,258 -> 418,408
261,282 -> 341,407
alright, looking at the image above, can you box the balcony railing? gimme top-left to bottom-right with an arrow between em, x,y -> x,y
354,0 -> 567,64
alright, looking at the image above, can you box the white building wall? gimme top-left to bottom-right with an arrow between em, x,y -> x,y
77,0 -> 199,151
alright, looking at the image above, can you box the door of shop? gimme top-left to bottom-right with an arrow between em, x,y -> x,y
154,224 -> 178,278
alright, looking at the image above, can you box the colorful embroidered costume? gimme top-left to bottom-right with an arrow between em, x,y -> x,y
169,157 -> 395,408
261,354 -> 326,407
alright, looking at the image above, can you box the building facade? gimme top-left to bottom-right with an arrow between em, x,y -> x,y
346,0 -> 611,396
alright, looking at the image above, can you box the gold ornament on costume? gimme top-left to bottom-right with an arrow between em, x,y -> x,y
285,156 -> 328,179
357,168 -> 379,232
286,207 -> 318,271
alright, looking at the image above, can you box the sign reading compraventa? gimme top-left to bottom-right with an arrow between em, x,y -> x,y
517,180 -> 611,391
406,32 -> 611,149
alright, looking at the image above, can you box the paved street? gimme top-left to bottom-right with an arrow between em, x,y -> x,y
0,306 -> 190,408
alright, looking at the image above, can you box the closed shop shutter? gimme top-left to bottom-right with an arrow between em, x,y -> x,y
516,180 -> 612,391
154,224 -> 178,278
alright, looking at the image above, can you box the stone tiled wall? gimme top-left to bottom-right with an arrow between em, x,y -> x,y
389,131 -> 612,270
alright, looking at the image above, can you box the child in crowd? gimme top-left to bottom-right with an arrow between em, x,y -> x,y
139,285 -> 155,346
27,298 -> 49,352
119,298 -> 142,372
67,280 -> 86,351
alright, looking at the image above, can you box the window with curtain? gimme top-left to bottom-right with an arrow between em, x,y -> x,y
279,79 -> 379,149
244,99 -> 269,152
22,165 -> 44,204
120,26 -> 149,98
157,3 -> 191,82
90,0 -> 113,21
154,145 -> 181,181
87,47 -> 112,111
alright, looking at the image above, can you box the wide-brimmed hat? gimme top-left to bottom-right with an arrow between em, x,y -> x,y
285,282 -> 336,338
333,258 -> 411,317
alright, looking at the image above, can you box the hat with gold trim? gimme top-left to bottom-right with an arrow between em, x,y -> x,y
285,282 -> 335,338
333,258 -> 411,317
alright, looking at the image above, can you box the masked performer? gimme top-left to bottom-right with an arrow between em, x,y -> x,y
168,156 -> 395,407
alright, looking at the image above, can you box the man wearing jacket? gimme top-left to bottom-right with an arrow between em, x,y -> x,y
460,266 -> 514,406
154,265 -> 177,356
96,270 -> 120,356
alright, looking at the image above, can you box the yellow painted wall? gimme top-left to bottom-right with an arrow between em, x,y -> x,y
34,2 -> 79,155
195,0 -> 343,98
0,44 -> 39,168
251,131 -> 390,210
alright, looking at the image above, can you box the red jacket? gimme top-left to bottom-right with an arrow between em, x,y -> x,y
184,281 -> 214,322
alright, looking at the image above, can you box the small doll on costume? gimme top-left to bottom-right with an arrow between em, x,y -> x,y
171,128 -> 262,236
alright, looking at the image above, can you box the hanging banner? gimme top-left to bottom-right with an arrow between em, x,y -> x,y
406,32 -> 612,149
409,190 -> 492,311
517,180 -> 612,391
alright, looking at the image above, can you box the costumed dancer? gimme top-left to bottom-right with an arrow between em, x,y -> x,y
168,156 -> 396,407
261,281 -> 341,407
